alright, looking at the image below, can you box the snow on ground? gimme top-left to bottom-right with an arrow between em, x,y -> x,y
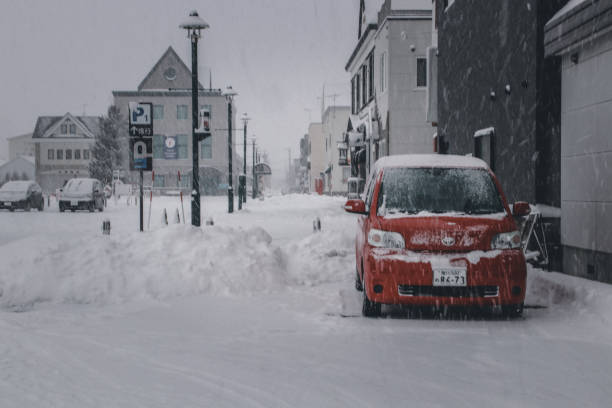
1,193 -> 612,407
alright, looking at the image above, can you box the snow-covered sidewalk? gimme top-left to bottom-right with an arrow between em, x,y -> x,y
1,194 -> 611,407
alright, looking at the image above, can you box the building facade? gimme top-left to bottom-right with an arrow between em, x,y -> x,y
112,47 -> 241,195
344,0 -> 433,187
32,113 -> 100,192
544,0 -> 612,282
7,133 -> 34,160
322,106 -> 351,195
308,122 -> 325,193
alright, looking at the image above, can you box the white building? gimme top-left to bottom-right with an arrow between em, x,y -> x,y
32,113 -> 99,192
113,46 -> 241,195
7,133 -> 34,160
344,0 -> 433,182
322,106 -> 351,195
544,0 -> 612,283
308,122 -> 324,193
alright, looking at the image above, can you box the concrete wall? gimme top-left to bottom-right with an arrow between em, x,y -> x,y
560,30 -> 612,282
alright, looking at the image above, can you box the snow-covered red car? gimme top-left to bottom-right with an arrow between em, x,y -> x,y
344,154 -> 529,317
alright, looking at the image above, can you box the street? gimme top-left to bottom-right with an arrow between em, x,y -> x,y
1,194 -> 611,407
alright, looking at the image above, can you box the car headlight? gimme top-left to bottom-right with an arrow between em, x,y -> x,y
491,230 -> 522,249
368,228 -> 405,249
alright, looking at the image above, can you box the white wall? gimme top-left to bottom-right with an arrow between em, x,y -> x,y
560,30 -> 612,254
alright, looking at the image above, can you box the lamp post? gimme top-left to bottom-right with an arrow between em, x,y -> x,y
252,138 -> 257,199
180,10 -> 209,227
224,86 -> 238,213
241,113 -> 251,204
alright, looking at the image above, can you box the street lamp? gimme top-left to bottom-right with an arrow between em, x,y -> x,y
241,113 -> 251,204
224,86 -> 238,213
180,10 -> 209,227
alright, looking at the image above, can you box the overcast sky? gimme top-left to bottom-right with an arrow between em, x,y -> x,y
0,0 -> 357,176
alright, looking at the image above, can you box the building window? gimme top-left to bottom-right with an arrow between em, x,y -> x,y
177,105 -> 188,120
74,149 -> 81,160
69,124 -> 76,134
201,137 -> 212,159
417,57 -> 427,88
351,77 -> 357,114
153,105 -> 164,120
356,74 -> 361,111
56,149 -> 63,160
83,149 -> 90,160
380,52 -> 387,93
342,167 -> 351,182
61,124 -> 67,134
176,134 -> 188,159
153,135 -> 164,159
65,149 -> 72,160
474,127 -> 495,171
361,65 -> 368,106
368,52 -> 374,100
48,149 -> 54,160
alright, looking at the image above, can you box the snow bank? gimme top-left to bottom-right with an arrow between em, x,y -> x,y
0,225 -> 288,309
526,266 -> 612,323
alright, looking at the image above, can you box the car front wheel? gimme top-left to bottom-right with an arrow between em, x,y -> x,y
362,275 -> 382,318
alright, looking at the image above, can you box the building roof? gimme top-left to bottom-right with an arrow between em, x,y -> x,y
7,132 -> 33,141
544,0 -> 612,56
32,114 -> 101,139
137,46 -> 204,91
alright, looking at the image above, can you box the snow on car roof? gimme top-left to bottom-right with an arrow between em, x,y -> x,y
373,154 -> 489,170
0,180 -> 34,191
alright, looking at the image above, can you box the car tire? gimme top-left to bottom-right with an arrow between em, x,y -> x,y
24,201 -> 31,212
362,276 -> 382,318
59,203 -> 65,213
39,199 -> 44,211
355,266 -> 363,292
9,208 -> 15,212
502,303 -> 524,319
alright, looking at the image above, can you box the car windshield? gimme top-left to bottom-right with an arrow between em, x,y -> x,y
377,167 -> 505,215
0,181 -> 30,192
64,179 -> 94,194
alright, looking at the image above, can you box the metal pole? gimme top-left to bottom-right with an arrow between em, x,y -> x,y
252,140 -> 256,199
190,34 -> 201,226
243,121 -> 247,203
227,100 -> 233,213
139,169 -> 143,232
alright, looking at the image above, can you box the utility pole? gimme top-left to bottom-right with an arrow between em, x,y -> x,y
252,139 -> 257,199
242,114 -> 250,204
224,87 -> 237,213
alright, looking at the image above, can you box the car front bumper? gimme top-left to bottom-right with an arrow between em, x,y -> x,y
364,248 -> 526,307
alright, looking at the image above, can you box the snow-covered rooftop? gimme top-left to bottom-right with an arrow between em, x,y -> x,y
548,0 -> 589,25
374,154 -> 489,170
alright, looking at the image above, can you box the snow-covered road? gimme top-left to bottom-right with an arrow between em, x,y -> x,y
1,194 -> 611,407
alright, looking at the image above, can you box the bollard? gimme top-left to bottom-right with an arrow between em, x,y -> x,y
174,208 -> 181,224
102,219 -> 111,235
162,208 -> 168,226
313,217 -> 321,232
205,217 -> 214,226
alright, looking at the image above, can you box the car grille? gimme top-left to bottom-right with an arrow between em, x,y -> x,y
398,285 -> 499,298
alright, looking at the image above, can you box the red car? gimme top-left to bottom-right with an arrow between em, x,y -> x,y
344,154 -> 529,317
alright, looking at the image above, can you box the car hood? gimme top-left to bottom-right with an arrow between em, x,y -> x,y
376,213 -> 515,252
0,191 -> 27,201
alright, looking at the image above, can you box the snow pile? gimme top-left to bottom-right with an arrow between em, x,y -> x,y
526,266 -> 612,322
0,225 -> 288,308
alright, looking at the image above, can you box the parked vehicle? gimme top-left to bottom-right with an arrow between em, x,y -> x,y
0,180 -> 44,212
58,178 -> 105,212
344,154 -> 529,317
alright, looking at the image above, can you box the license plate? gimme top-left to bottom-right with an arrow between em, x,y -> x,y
71,200 -> 78,206
433,267 -> 467,287
4,202 -> 11,206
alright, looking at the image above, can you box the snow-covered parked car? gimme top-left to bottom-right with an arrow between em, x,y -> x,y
58,178 -> 105,212
0,180 -> 44,212
344,154 -> 529,317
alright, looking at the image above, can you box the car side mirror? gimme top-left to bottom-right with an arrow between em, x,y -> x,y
512,201 -> 531,217
344,199 -> 368,215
